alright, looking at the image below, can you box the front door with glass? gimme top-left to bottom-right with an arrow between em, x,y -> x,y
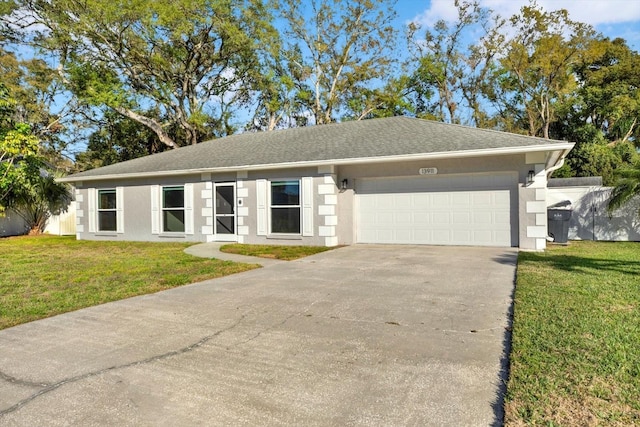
214,183 -> 236,241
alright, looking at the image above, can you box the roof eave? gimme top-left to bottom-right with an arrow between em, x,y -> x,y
58,142 -> 575,183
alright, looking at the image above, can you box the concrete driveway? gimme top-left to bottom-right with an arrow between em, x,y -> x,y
0,245 -> 517,426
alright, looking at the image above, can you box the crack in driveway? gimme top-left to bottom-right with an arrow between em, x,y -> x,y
0,371 -> 50,389
0,315 -> 246,417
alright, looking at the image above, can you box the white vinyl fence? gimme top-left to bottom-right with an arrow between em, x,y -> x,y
547,184 -> 640,242
1,202 -> 76,237
44,203 -> 77,235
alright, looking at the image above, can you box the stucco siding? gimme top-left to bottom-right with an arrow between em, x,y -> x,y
76,175 -> 209,242
240,168 -> 333,246
72,152 -> 558,249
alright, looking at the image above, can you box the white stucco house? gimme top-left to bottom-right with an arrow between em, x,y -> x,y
59,117 -> 575,250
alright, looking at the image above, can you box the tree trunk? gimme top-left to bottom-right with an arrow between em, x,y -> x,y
114,107 -> 178,149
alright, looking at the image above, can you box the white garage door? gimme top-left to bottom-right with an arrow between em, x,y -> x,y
356,173 -> 516,247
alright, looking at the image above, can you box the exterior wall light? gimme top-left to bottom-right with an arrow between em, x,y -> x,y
341,179 -> 348,190
527,170 -> 535,185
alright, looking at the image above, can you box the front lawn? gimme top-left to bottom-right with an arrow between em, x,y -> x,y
506,241 -> 640,425
0,235 -> 259,330
220,243 -> 335,260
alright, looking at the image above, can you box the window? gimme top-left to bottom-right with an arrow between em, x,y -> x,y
162,186 -> 185,232
270,180 -> 300,234
98,189 -> 117,231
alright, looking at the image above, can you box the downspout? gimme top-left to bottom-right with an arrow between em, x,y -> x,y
545,148 -> 573,178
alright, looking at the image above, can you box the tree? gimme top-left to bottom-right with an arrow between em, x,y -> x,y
608,164 -> 640,217
562,136 -> 638,185
1,80 -> 71,233
0,45 -> 76,166
548,37 -> 640,182
277,0 -> 398,125
572,37 -> 640,144
74,110 -> 168,171
343,75 -> 413,120
3,158 -> 72,234
0,82 -> 39,211
491,3 -> 596,138
6,0 -> 275,147
248,39 -> 310,130
407,0 -> 504,126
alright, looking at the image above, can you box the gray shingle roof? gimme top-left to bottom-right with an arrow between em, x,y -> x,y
63,116 -> 574,181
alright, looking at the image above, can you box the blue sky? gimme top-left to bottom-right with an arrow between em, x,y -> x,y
395,0 -> 640,50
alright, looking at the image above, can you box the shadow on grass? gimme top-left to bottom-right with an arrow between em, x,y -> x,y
519,251 -> 640,277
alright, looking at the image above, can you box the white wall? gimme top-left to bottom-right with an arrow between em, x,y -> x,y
548,186 -> 640,241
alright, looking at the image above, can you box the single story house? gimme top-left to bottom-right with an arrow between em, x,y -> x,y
59,117 -> 575,250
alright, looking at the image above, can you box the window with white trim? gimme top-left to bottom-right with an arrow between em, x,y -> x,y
270,180 -> 300,234
97,189 -> 117,231
162,186 -> 185,232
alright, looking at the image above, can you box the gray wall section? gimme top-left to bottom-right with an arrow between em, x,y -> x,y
0,209 -> 28,237
77,174 -> 210,242
76,169 -> 330,245
338,154 -> 531,182
75,153 -> 546,248
336,188 -> 355,245
241,168 -> 328,246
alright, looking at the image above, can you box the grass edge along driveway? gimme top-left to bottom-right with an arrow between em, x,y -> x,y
505,241 -> 640,426
0,235 -> 260,330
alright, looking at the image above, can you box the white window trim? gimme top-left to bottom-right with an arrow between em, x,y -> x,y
97,188 -> 117,232
90,187 -> 124,234
256,179 -> 267,236
301,177 -> 314,237
155,184 -> 194,235
88,188 -> 96,233
268,179 -> 302,235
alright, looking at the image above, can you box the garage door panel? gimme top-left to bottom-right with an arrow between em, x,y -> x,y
394,194 -> 412,209
473,230 -> 492,242
452,212 -> 471,225
452,229 -> 472,241
494,210 -> 511,224
472,192 -> 492,205
356,174 -> 515,247
413,212 -> 430,224
493,192 -> 511,204
473,211 -> 493,225
432,193 -> 450,205
396,212 -> 412,224
432,212 -> 451,224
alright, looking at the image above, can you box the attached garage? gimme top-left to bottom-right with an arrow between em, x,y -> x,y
62,116 -> 575,250
356,173 -> 517,247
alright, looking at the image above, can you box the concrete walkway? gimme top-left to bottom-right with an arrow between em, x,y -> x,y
0,244 -> 517,426
184,242 -> 286,267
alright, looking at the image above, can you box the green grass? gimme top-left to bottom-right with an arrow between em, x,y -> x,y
506,241 -> 640,426
0,235 -> 259,330
219,243 -> 336,260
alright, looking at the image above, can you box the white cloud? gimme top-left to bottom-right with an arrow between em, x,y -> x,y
410,0 -> 460,27
412,0 -> 640,27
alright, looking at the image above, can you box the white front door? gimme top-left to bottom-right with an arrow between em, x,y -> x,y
214,182 -> 237,242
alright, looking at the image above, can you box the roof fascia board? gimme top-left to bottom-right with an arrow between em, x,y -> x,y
59,143 -> 575,183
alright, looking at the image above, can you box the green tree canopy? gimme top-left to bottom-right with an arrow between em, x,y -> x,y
6,0 -> 275,148
275,0 -> 399,125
